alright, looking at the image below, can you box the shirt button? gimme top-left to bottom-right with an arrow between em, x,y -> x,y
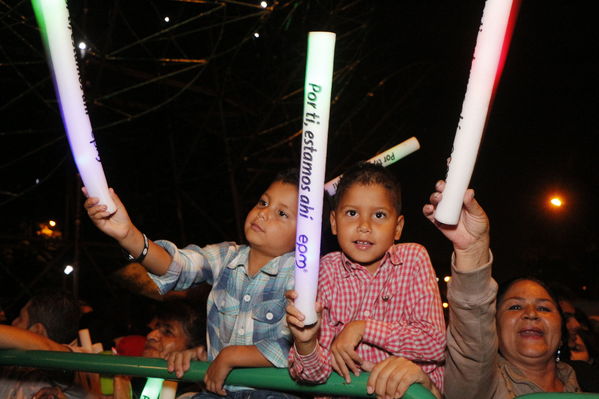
243,294 -> 251,302
266,312 -> 274,320
238,328 -> 245,335
364,310 -> 371,317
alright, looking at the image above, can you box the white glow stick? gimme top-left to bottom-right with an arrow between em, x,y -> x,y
324,137 -> 420,196
159,381 -> 178,399
32,0 -> 116,213
434,0 -> 515,225
294,32 -> 335,325
141,378 -> 164,399
78,328 -> 92,352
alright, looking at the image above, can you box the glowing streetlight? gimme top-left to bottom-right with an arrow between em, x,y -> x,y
260,1 -> 268,8
49,220 -> 56,227
443,276 -> 451,283
64,265 -> 74,275
442,302 -> 449,309
550,197 -> 563,207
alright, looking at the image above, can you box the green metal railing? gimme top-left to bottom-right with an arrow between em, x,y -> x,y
517,395 -> 599,399
0,350 -> 435,398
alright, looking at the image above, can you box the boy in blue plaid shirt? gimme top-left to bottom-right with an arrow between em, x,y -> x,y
84,170 -> 299,397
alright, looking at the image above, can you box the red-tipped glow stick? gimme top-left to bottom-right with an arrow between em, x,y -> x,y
32,0 -> 116,213
294,32 -> 335,325
324,137 -> 420,196
435,0 -> 517,225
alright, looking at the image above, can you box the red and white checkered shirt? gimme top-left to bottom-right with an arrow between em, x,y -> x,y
288,243 -> 446,391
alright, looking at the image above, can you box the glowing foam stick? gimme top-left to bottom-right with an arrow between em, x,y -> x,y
324,137 -> 420,196
32,0 -> 116,213
294,32 -> 335,325
159,381 -> 178,399
78,329 -> 92,352
435,0 -> 516,225
141,378 -> 164,399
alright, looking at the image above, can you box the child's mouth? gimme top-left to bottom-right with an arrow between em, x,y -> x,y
353,240 -> 373,249
251,222 -> 264,232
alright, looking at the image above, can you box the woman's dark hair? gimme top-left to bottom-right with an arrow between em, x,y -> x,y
154,300 -> 206,348
333,162 -> 402,213
497,277 -> 562,311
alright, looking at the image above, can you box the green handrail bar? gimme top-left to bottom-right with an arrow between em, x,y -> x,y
516,394 -> 599,399
0,349 -> 435,398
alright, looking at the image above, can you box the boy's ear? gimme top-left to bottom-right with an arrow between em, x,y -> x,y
394,215 -> 405,241
29,322 -> 48,338
329,211 -> 338,235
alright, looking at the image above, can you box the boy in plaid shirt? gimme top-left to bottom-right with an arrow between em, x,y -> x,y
286,163 -> 445,398
85,170 -> 299,397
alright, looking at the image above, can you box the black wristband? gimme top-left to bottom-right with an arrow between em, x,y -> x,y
125,233 -> 149,263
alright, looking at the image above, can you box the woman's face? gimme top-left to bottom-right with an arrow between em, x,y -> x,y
497,280 -> 562,368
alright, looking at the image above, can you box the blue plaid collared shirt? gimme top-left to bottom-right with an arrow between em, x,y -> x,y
148,240 -> 295,368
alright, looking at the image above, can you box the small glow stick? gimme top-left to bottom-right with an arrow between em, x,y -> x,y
294,32 -> 336,325
31,0 -> 116,213
159,381 -> 178,399
324,137 -> 420,196
141,378 -> 164,399
78,328 -> 92,352
435,0 -> 515,225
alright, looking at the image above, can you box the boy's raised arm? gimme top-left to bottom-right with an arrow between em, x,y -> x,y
83,187 -> 172,276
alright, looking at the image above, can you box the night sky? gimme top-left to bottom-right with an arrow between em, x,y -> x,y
1,1 -> 598,311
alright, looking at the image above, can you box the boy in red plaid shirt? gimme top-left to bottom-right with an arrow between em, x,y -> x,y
286,162 -> 445,398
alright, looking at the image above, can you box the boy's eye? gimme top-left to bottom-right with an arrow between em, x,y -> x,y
538,306 -> 552,312
507,304 -> 521,310
374,211 -> 386,219
345,210 -> 357,217
258,199 -> 268,207
278,210 -> 288,218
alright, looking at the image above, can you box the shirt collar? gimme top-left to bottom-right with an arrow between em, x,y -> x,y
340,245 -> 403,275
225,246 -> 293,276
497,354 -> 581,393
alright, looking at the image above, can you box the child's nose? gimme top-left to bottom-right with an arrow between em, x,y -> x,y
257,208 -> 269,220
357,218 -> 371,233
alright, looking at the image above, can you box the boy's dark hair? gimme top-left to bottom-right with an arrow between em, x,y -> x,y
273,167 -> 299,187
155,300 -> 206,348
27,291 -> 81,344
334,162 -> 402,213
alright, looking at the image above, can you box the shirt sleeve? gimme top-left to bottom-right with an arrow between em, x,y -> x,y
288,259 -> 335,384
444,251 -> 498,399
147,240 -> 237,294
361,247 -> 446,364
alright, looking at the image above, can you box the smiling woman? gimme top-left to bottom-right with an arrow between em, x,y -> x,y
444,250 -> 582,398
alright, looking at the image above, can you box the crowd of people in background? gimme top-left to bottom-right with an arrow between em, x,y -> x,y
1,163 -> 598,398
